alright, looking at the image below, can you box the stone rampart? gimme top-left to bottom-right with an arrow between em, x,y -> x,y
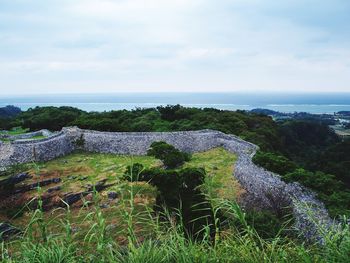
0,131 -> 74,167
73,128 -> 225,155
0,129 -> 52,141
0,126 -> 331,240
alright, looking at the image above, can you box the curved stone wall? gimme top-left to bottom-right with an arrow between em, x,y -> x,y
0,129 -> 52,141
0,131 -> 74,167
75,128 -> 225,155
0,126 -> 331,240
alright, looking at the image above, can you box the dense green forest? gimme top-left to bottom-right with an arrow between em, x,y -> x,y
0,106 -> 21,119
1,105 -> 350,216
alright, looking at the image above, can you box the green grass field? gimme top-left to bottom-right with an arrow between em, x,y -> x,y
1,148 -> 241,247
2,148 -> 350,262
22,147 -> 240,200
0,128 -> 45,142
0,127 -> 30,136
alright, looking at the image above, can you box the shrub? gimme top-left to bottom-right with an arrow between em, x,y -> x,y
179,167 -> 205,191
73,134 -> 85,148
245,210 -> 286,239
284,169 -> 350,217
283,168 -> 343,193
147,141 -> 174,159
162,151 -> 187,169
131,165 -> 210,239
147,141 -> 191,168
123,163 -> 144,181
142,168 -> 182,195
253,151 -> 297,175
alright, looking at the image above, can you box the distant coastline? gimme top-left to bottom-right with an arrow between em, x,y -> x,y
1,92 -> 350,114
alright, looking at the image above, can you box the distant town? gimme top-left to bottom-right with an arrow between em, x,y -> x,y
251,109 -> 350,138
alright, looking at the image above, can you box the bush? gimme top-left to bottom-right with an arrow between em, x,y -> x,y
179,167 -> 205,191
147,141 -> 191,168
283,169 -> 350,217
73,134 -> 85,148
131,166 -> 210,239
123,163 -> 144,181
141,168 -> 183,201
253,151 -> 297,175
245,210 -> 287,239
283,168 -> 343,193
138,167 -> 206,201
147,141 -> 174,159
162,151 -> 187,169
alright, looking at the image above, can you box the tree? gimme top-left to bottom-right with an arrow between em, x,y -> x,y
253,151 -> 297,175
0,106 -> 21,118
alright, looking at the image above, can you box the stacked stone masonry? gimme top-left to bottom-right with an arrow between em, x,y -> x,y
0,127 -> 331,240
0,129 -> 52,141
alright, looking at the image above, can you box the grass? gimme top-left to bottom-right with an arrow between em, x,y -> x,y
1,148 -> 241,248
1,152 -> 162,236
28,152 -> 162,193
184,147 -> 243,201
0,127 -> 30,136
3,148 -> 349,262
2,192 -> 350,262
29,135 -> 46,140
1,135 -> 47,142
12,147 -> 240,200
0,128 -> 45,142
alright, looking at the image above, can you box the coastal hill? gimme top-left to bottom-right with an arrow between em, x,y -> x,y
0,106 -> 21,119
0,105 -> 349,262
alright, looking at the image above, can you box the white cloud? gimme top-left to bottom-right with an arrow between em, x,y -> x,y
0,0 -> 349,94
177,48 -> 236,59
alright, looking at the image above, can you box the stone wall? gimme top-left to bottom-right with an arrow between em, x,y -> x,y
222,138 -> 330,240
70,128 -> 224,155
0,126 -> 331,240
0,129 -> 52,141
0,131 -> 74,167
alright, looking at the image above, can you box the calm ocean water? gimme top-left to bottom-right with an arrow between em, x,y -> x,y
0,93 -> 350,114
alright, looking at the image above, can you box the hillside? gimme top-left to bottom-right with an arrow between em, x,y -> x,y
1,148 -> 239,240
1,105 -> 349,216
0,106 -> 350,262
0,106 -> 21,119
1,139 -> 348,262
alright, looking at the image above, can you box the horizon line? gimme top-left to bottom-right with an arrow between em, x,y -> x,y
2,90 -> 350,97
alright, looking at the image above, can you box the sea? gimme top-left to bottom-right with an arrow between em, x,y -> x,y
0,92 -> 350,114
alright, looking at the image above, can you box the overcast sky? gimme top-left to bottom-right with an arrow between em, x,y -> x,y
1,0 -> 350,95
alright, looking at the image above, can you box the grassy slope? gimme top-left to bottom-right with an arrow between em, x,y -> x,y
183,147 -> 242,201
24,147 -> 239,201
2,149 -> 350,262
2,148 -> 240,245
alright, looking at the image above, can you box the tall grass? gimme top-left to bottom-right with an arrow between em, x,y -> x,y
1,166 -> 350,262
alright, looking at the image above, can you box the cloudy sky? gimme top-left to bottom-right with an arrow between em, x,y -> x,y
1,0 -> 350,95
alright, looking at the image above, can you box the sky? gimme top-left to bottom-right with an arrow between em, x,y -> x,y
0,0 -> 350,95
